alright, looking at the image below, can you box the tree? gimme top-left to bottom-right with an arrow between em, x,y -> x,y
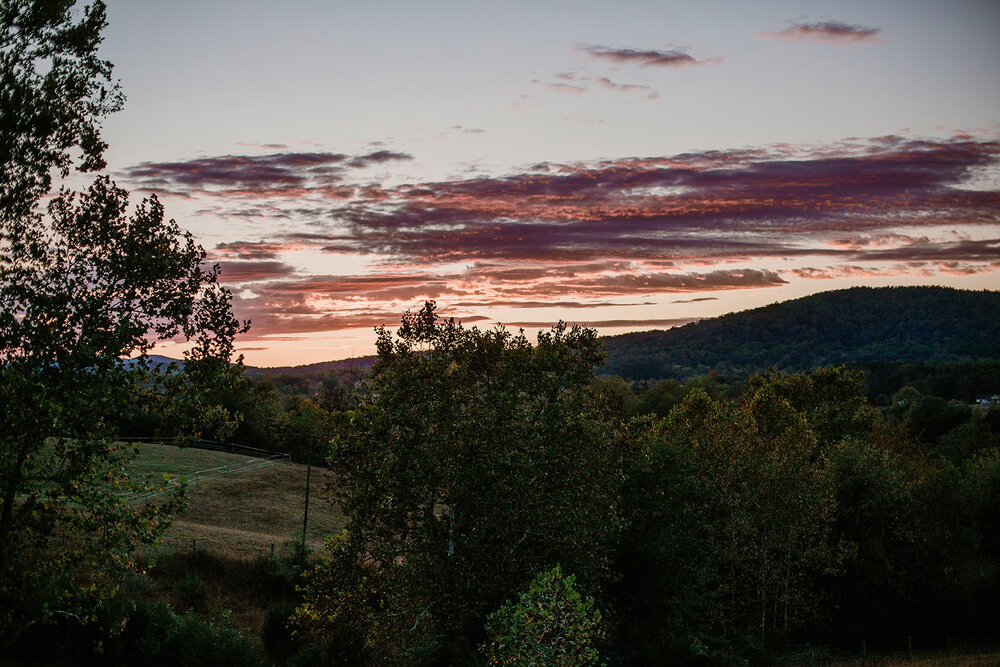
481,565 -> 606,667
0,0 -> 247,645
823,433 -> 920,644
641,381 -> 838,652
295,302 -> 627,663
0,180 -> 247,645
1,0 -> 122,220
612,413 -> 718,662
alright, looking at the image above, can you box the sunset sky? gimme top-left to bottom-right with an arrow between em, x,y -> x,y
96,0 -> 1000,366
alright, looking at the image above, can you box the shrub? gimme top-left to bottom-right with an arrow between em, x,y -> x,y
117,602 -> 264,667
481,565 -> 606,666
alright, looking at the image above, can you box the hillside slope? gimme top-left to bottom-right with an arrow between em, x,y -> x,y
599,286 -> 1000,380
244,355 -> 376,380
131,442 -> 342,558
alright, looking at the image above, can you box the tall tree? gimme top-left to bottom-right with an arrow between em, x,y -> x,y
1,0 -> 121,219
628,381 -> 838,655
0,0 -> 247,645
296,303 -> 626,663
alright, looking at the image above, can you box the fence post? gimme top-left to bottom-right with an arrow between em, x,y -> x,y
907,636 -> 912,661
862,640 -> 866,666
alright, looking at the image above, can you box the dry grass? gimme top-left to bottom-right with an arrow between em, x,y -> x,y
803,651 -> 1000,667
130,442 -> 343,560
120,442 -> 346,650
876,654 -> 1000,667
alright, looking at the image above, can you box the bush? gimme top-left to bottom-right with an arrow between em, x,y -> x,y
481,565 -> 606,666
118,602 -> 264,667
263,602 -> 301,663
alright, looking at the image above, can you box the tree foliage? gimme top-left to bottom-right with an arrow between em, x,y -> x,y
296,302 -> 627,663
1,0 -> 122,218
481,565 -> 605,667
288,316 -> 1000,664
0,0 -> 246,644
600,287 -> 1000,381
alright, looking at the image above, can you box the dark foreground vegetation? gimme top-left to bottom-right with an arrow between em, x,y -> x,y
3,1 -> 999,664
7,300 -> 1000,666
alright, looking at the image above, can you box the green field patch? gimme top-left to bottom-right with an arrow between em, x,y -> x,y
131,442 -> 342,559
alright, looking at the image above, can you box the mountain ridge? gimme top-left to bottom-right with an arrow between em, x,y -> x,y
162,286 -> 998,382
599,286 -> 1000,380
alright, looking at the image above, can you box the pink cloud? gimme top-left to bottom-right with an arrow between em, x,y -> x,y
213,260 -> 298,284
122,150 -> 410,199
123,135 -> 1000,343
530,79 -> 587,94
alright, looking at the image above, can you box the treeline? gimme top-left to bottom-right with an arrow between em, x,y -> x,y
111,365 -> 362,464
274,304 -> 1000,665
98,304 -> 1000,664
861,359 -> 1000,404
9,303 -> 1000,665
613,358 -> 1000,412
127,356 -> 998,466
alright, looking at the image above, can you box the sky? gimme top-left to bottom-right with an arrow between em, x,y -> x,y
94,0 -> 1000,366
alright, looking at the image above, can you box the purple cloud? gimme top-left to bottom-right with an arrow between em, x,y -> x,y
593,77 -> 659,98
848,238 -> 1000,263
758,20 -> 883,45
212,240 -> 310,260
122,150 -> 410,198
530,79 -> 587,94
126,135 -> 1000,339
310,137 -> 999,266
347,150 -> 414,168
579,44 -> 721,67
213,260 -> 298,283
672,296 -> 719,303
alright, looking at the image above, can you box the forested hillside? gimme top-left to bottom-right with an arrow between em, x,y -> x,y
601,286 -> 1000,380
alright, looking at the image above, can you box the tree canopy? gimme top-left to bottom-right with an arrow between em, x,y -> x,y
1,0 -> 122,219
0,0 -> 246,644
295,302 -> 629,663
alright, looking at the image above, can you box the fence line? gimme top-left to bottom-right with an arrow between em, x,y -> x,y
119,436 -> 286,460
119,437 -> 291,500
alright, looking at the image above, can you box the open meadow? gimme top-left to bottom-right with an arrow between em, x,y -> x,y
129,442 -> 343,559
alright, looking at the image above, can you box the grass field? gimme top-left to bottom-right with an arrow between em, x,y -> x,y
823,653 -> 1000,666
129,442 -> 343,559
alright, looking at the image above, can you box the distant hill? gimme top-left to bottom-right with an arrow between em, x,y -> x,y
123,354 -> 183,369
244,355 -> 376,380
598,286 -> 1000,381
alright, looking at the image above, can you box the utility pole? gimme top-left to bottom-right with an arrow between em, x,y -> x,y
301,432 -> 313,564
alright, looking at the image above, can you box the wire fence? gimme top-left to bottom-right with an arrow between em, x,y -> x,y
119,437 -> 290,500
119,436 -> 288,460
